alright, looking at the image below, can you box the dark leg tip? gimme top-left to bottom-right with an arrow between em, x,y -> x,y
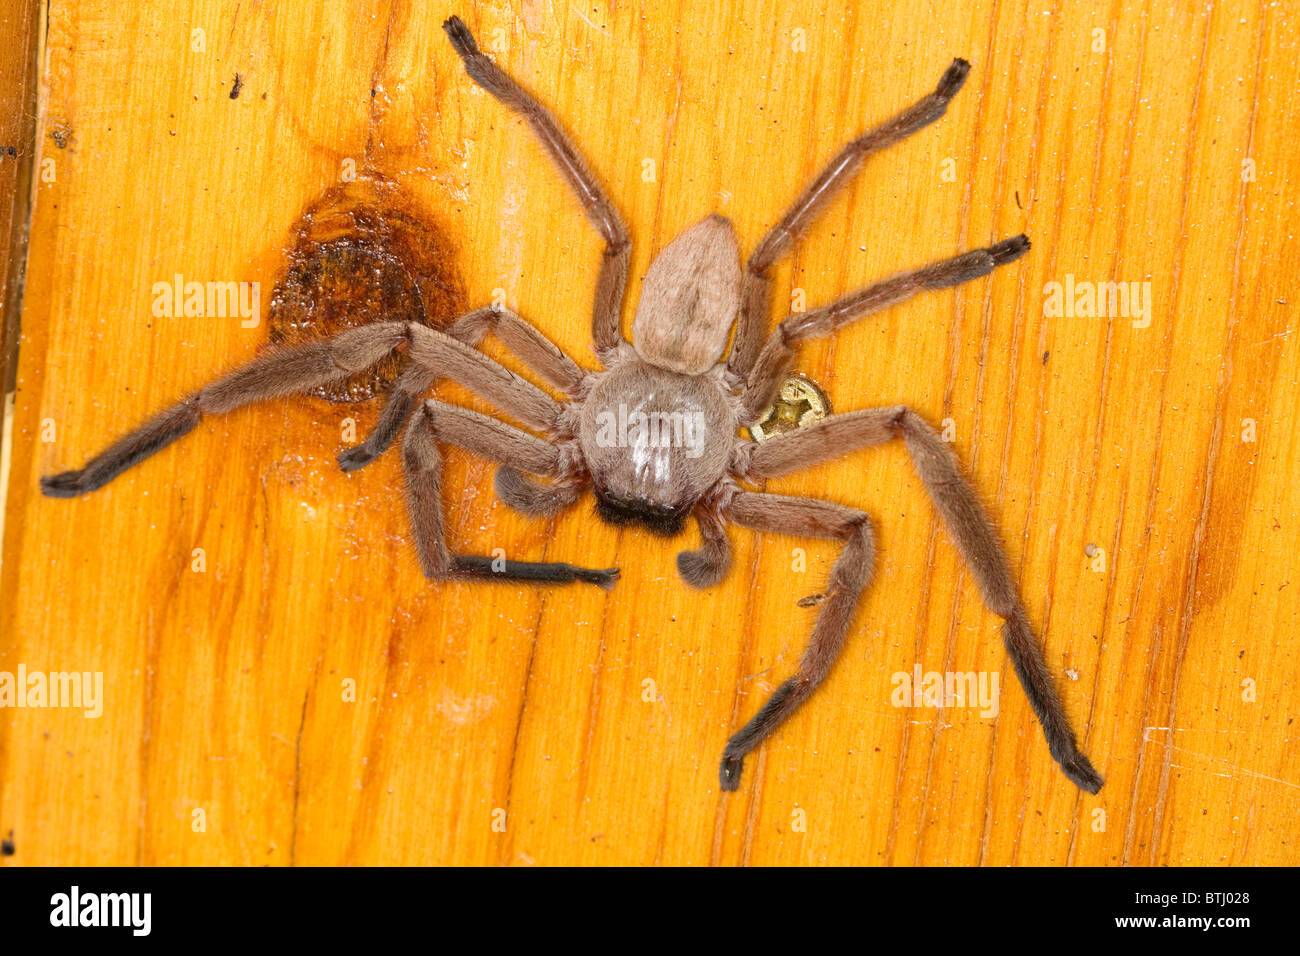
1063,752 -> 1104,794
40,471 -> 87,498
576,566 -> 621,590
442,16 -> 479,58
337,445 -> 377,473
719,752 -> 744,791
989,234 -> 1030,265
936,58 -> 971,99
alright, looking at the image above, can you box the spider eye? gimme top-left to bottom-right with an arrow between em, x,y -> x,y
594,490 -> 688,537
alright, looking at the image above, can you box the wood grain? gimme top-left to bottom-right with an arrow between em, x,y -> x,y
1,0 -> 1297,866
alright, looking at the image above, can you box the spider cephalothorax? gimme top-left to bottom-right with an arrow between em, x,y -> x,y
41,16 -> 1103,795
582,359 -> 735,533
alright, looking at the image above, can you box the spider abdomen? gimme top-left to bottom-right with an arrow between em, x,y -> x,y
632,215 -> 742,375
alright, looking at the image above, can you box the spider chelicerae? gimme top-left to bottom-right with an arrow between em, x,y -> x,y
41,16 -> 1103,794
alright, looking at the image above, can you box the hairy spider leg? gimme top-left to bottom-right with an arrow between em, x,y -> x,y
443,16 -> 631,363
722,407 -> 1103,793
42,320 -> 617,587
728,57 -> 972,379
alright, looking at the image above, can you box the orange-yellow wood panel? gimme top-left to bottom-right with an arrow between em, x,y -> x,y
1,0 -> 1297,865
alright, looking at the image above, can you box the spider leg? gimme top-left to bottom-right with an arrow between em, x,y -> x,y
337,361 -> 437,473
494,465 -> 582,517
728,58 -> 971,379
42,321 -> 563,496
676,502 -> 732,589
339,305 -> 586,472
42,321 -> 412,497
448,306 -> 586,395
719,492 -> 876,790
742,406 -> 1104,793
402,399 -> 616,588
741,235 -> 1029,422
443,17 -> 630,363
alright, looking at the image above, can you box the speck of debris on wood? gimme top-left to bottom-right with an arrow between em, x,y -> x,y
1042,350 -> 1050,364
797,593 -> 825,608
1,829 -> 14,856
230,73 -> 243,99
1015,190 -> 1022,209
3,146 -> 15,157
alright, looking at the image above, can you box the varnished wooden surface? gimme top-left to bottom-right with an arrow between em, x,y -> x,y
1,0 -> 1297,866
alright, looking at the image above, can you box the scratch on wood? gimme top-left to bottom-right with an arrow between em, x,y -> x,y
289,690 -> 309,863
570,4 -> 610,36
